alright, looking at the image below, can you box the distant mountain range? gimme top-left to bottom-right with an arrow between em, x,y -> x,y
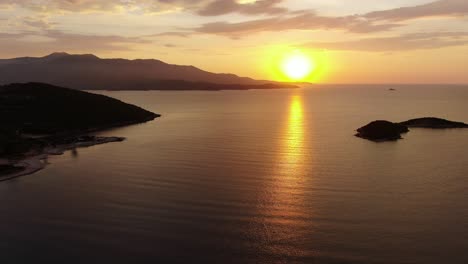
0,52 -> 298,90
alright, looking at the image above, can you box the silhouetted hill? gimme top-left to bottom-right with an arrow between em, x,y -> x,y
0,53 -> 297,90
0,82 -> 159,134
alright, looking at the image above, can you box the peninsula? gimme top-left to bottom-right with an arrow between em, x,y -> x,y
0,82 -> 159,180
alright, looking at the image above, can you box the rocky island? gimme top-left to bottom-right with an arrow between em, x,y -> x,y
356,117 -> 468,142
400,117 -> 468,128
0,82 -> 159,181
355,120 -> 409,142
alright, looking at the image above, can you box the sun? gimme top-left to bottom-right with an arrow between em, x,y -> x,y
281,51 -> 315,80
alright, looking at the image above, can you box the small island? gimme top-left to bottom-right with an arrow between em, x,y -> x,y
400,117 -> 468,128
0,82 -> 160,181
356,117 -> 468,142
355,120 -> 409,142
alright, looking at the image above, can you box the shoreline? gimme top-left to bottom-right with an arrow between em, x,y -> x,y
0,136 -> 125,182
0,117 -> 159,183
0,154 -> 48,182
0,82 -> 161,182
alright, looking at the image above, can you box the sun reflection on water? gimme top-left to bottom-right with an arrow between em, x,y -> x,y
255,94 -> 309,251
254,93 -> 311,258
284,95 -> 305,170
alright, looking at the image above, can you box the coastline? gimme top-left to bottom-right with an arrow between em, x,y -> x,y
0,136 -> 125,182
0,154 -> 48,182
0,81 -> 161,182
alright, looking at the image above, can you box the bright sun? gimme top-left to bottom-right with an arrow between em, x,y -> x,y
281,51 -> 315,80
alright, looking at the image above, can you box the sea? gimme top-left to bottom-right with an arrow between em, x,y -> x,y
1,84 -> 468,263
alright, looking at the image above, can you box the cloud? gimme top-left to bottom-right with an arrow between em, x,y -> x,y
3,0 -> 468,55
0,0 -> 206,14
365,0 -> 468,21
198,0 -> 287,16
0,14 -> 57,34
21,16 -> 55,29
193,12 -> 401,38
15,15 -> 58,31
189,0 -> 468,38
0,0 -> 119,12
0,0 -> 289,16
4,0 -> 468,40
0,30 -> 149,57
150,31 -> 193,38
302,32 -> 468,51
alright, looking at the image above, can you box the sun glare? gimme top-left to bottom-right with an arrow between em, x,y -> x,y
281,51 -> 315,80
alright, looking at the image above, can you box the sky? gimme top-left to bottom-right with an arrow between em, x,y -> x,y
1,0 -> 468,84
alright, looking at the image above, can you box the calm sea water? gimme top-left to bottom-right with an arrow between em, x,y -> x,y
1,85 -> 468,263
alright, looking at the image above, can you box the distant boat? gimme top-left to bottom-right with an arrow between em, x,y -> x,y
389,88 -> 396,91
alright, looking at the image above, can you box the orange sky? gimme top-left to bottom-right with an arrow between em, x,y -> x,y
1,0 -> 468,84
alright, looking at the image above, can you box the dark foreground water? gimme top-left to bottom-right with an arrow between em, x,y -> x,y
1,85 -> 468,263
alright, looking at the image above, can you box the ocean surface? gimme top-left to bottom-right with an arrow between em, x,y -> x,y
1,85 -> 468,263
